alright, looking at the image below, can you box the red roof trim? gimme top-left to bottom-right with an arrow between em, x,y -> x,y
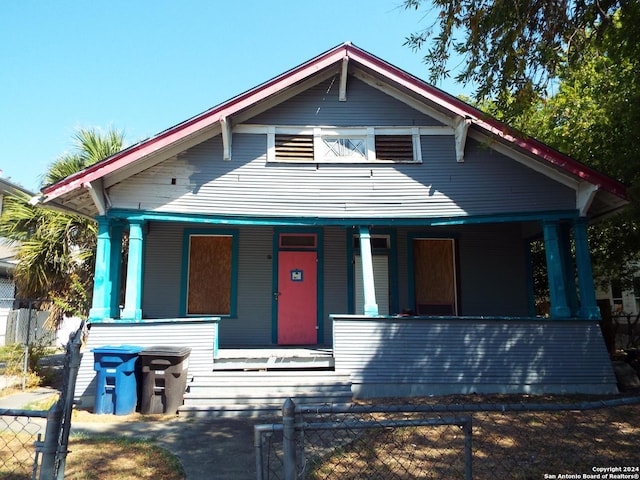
42,45 -> 349,199
43,42 -> 626,201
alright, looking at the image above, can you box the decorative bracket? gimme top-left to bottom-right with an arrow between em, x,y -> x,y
339,57 -> 349,102
577,182 -> 598,216
84,179 -> 108,216
454,117 -> 472,162
221,116 -> 232,161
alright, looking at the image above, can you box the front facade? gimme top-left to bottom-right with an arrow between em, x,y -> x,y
38,44 -> 628,404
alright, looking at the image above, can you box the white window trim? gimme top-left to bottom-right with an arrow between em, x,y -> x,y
233,125 -> 452,163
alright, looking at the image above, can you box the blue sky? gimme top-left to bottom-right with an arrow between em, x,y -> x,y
0,1 -> 471,192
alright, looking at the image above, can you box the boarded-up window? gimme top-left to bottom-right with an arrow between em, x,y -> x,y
275,134 -> 314,161
413,238 -> 457,315
187,235 -> 232,315
375,135 -> 414,161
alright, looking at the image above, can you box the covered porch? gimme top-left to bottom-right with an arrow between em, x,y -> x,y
70,211 -> 618,414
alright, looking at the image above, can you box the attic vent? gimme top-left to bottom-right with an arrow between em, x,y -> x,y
375,135 -> 414,161
275,134 -> 314,161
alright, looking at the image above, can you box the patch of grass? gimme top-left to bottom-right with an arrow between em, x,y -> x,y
22,392 -> 59,411
304,396 -> 640,479
64,436 -> 185,480
0,433 -> 185,480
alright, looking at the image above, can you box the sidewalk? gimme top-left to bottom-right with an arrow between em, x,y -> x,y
0,386 -> 58,410
72,415 -> 261,480
1,386 -> 269,479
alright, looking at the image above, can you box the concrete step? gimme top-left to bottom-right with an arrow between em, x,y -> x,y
189,370 -> 351,385
179,370 -> 353,418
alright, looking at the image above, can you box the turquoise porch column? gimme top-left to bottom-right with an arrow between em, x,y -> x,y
573,218 -> 601,319
358,226 -> 379,316
121,219 -> 145,320
109,223 -> 124,318
543,221 -> 571,318
89,217 -> 113,320
558,222 -> 580,316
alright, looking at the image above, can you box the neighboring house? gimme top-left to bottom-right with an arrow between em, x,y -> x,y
0,178 -> 33,346
36,43 -> 628,409
598,267 -> 640,316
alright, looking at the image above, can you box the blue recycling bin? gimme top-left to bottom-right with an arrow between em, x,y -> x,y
92,345 -> 143,415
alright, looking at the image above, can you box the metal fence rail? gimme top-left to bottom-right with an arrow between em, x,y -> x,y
255,396 -> 640,480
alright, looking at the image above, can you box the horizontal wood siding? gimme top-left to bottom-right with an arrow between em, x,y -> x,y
144,225 -> 276,345
457,223 -> 529,316
107,80 -> 575,220
321,226 -> 349,343
250,76 -> 444,127
222,226 -> 273,345
74,320 -> 218,410
332,316 -> 617,397
143,222 -> 184,318
392,224 -> 529,317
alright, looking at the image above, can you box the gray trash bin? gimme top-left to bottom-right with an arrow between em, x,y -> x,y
138,346 -> 191,414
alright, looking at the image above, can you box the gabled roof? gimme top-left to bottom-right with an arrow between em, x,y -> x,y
39,42 -> 627,218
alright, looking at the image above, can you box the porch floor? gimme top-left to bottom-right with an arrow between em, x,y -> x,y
213,346 -> 334,371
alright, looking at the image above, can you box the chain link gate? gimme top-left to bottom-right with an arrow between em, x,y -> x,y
255,395 -> 640,480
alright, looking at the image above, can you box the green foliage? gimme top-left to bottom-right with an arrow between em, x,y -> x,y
403,0 -> 631,117
0,343 -> 57,389
0,127 -> 125,327
404,1 -> 640,286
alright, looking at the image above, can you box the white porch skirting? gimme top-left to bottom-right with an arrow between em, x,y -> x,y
331,315 -> 618,398
74,318 -> 219,410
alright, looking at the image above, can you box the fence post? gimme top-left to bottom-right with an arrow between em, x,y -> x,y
463,417 -> 473,480
39,402 -> 63,480
282,398 -> 296,480
55,325 -> 84,479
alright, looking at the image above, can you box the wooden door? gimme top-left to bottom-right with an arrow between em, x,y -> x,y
277,250 -> 317,344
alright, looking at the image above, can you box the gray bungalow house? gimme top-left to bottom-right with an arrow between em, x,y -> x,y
37,43 -> 628,413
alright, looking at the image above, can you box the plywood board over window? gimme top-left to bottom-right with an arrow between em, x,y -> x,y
413,238 -> 458,315
187,235 -> 232,315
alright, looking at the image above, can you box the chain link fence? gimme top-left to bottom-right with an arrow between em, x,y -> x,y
0,411 -> 47,479
0,323 -> 83,479
256,395 -> 640,480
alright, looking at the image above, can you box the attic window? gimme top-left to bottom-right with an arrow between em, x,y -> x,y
375,135 -> 414,162
266,126 -> 422,164
275,134 -> 314,162
320,136 -> 367,161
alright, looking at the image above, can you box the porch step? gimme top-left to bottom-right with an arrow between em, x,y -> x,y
212,355 -> 334,371
212,348 -> 334,371
179,370 -> 353,418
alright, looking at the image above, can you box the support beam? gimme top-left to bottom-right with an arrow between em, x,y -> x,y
121,219 -> 145,320
358,226 -> 378,316
577,182 -> 598,216
454,117 -> 471,162
220,116 -> 232,161
339,57 -> 349,101
573,218 -> 601,319
83,180 -> 107,216
543,221 -> 571,318
89,217 -> 113,320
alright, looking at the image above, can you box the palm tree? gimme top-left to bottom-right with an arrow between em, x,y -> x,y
0,128 -> 125,326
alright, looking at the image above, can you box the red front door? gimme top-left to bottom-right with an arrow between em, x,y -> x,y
277,250 -> 317,345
